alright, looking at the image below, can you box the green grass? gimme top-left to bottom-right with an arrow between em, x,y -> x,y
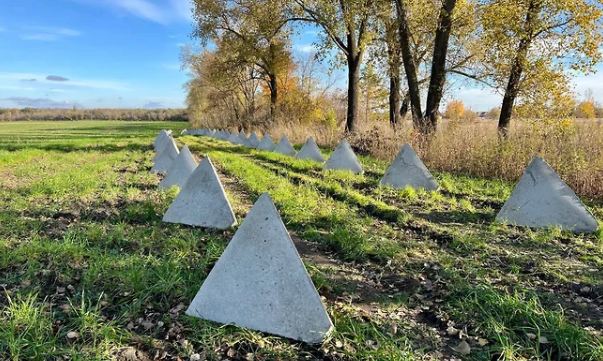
1,121 -> 602,360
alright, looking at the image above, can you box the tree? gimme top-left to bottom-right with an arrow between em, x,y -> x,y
290,0 -> 376,132
192,0 -> 294,122
575,100 -> 597,119
185,46 -> 262,129
444,100 -> 465,120
395,0 -> 463,135
479,0 -> 603,135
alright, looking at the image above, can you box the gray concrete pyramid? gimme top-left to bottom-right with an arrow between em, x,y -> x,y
227,131 -> 240,143
257,134 -> 276,151
185,193 -> 333,343
238,133 -> 250,146
296,137 -> 324,162
324,139 -> 363,174
162,156 -> 237,229
151,136 -> 179,174
154,130 -> 171,151
248,132 -> 261,148
496,157 -> 598,233
380,144 -> 438,190
274,136 -> 296,156
159,145 -> 198,189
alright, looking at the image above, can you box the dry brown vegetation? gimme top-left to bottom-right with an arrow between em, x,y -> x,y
264,118 -> 603,201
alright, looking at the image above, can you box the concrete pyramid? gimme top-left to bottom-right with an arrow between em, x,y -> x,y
274,136 -> 296,156
324,139 -> 363,174
296,137 -> 324,162
154,130 -> 171,151
257,134 -> 276,151
496,157 -> 598,233
248,132 -> 261,148
238,133 -> 250,146
227,131 -> 240,143
159,145 -> 198,189
162,157 -> 237,229
380,144 -> 438,190
151,136 -> 179,174
186,193 -> 333,343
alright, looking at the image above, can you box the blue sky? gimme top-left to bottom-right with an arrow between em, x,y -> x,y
0,0 -> 194,109
0,0 -> 601,111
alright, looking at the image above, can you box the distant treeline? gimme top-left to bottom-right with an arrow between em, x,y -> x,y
0,108 -> 188,122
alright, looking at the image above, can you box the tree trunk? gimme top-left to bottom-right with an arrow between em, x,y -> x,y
400,93 -> 410,118
346,54 -> 361,133
268,73 -> 278,123
422,0 -> 457,134
498,0 -> 539,137
389,76 -> 401,127
386,24 -> 402,128
394,0 -> 423,129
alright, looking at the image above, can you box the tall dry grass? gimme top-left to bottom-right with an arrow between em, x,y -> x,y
269,119 -> 603,201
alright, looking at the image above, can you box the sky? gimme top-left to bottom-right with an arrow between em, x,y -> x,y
0,0 -> 601,111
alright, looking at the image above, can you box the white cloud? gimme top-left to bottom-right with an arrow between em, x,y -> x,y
451,87 -> 502,111
170,0 -> 193,21
21,26 -> 81,41
573,69 -> 603,103
1,97 -> 80,108
161,63 -> 182,71
294,44 -> 317,53
108,0 -> 167,24
0,72 -> 128,91
76,0 -> 191,24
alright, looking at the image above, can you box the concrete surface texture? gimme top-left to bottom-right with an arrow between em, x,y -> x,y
324,139 -> 363,174
151,136 -> 179,174
159,145 -> 198,189
296,137 -> 325,162
496,156 -> 599,233
237,133 -> 250,146
227,131 -> 240,143
257,134 -> 276,151
248,132 -> 261,148
185,193 -> 333,344
153,130 -> 172,153
274,136 -> 297,156
154,130 -> 171,151
162,156 -> 237,230
380,144 -> 438,190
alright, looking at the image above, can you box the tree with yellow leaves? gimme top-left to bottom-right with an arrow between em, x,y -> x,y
478,0 -> 603,135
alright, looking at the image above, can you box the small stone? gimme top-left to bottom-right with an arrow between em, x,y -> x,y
451,340 -> 471,355
66,331 -> 79,340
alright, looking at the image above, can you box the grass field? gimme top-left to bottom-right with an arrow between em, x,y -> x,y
1,121 -> 602,361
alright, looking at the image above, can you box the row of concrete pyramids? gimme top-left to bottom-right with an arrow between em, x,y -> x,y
152,128 -> 598,343
191,128 -> 368,175
183,128 -> 599,233
152,130 -> 333,343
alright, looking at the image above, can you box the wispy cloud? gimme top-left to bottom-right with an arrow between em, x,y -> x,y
74,0 -> 192,24
46,75 -> 69,82
2,96 -> 80,108
108,0 -> 167,24
170,0 -> 193,21
0,72 -> 128,91
144,101 -> 164,109
161,63 -> 182,71
294,44 -> 317,53
21,26 -> 81,41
